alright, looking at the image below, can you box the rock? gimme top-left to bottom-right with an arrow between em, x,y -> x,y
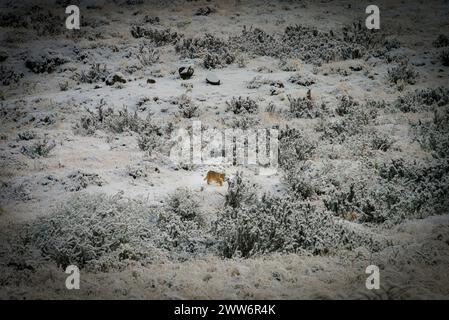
206,72 -> 220,85
147,78 -> 156,84
106,72 -> 126,86
179,65 -> 194,80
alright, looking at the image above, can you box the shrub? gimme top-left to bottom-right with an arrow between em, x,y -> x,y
230,26 -> 283,58
433,34 -> 449,48
137,124 -> 164,153
283,23 -> 367,63
17,131 -> 37,141
79,63 -> 109,84
287,94 -> 323,118
282,163 -> 321,200
130,26 -> 180,46
176,34 -> 235,69
324,158 -> 449,224
195,6 -> 215,16
137,43 -> 160,66
21,139 -> 55,158
341,20 -> 384,48
387,61 -> 418,86
288,73 -> 316,86
177,95 -> 199,118
204,52 -> 235,69
0,66 -> 23,86
335,95 -> 358,116
226,96 -> 258,114
278,126 -> 316,169
214,194 -> 340,258
370,132 -> 394,152
166,188 -> 201,221
224,172 -> 257,209
64,170 -> 104,192
317,105 -> 376,143
30,193 -> 162,271
74,101 -> 158,136
226,114 -> 260,130
394,87 -> 449,113
412,109 -> 449,158
25,54 -> 67,74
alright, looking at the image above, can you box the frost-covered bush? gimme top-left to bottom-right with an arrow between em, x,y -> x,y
324,158 -> 449,224
370,131 -> 395,152
227,22 -> 383,64
412,109 -> 449,158
246,76 -> 272,89
224,172 -> 257,209
74,101 -> 157,136
21,139 -> 55,158
387,61 -> 418,86
226,114 -> 260,130
102,107 -> 142,134
131,26 -> 180,46
287,94 -> 324,118
17,130 -> 37,141
335,95 -> 358,116
79,63 -> 109,84
176,34 -> 235,69
341,20 -> 384,49
166,188 -> 201,221
204,52 -> 235,69
156,210 -> 209,258
214,194 -> 340,258
226,96 -> 258,114
31,193 -> 163,271
137,124 -> 164,154
25,54 -> 67,74
288,73 -> 316,86
287,95 -> 326,119
317,106 -> 376,143
0,66 -> 23,86
177,94 -> 199,118
394,87 -> 449,113
433,34 -> 449,48
282,162 -> 321,200
195,6 -> 215,16
137,43 -> 160,66
282,23 -> 367,64
64,170 -> 104,192
278,126 -> 316,169
230,26 -> 284,58
157,188 -> 210,258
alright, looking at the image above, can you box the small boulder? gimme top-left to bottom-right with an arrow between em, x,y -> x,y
206,72 -> 220,85
147,78 -> 156,84
179,65 -> 194,80
106,72 -> 126,86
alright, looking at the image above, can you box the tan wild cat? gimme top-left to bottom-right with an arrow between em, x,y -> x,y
204,171 -> 225,186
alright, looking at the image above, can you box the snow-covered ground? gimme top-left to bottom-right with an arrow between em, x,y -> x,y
0,0 -> 448,299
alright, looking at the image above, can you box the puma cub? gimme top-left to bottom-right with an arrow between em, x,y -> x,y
204,171 -> 225,186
